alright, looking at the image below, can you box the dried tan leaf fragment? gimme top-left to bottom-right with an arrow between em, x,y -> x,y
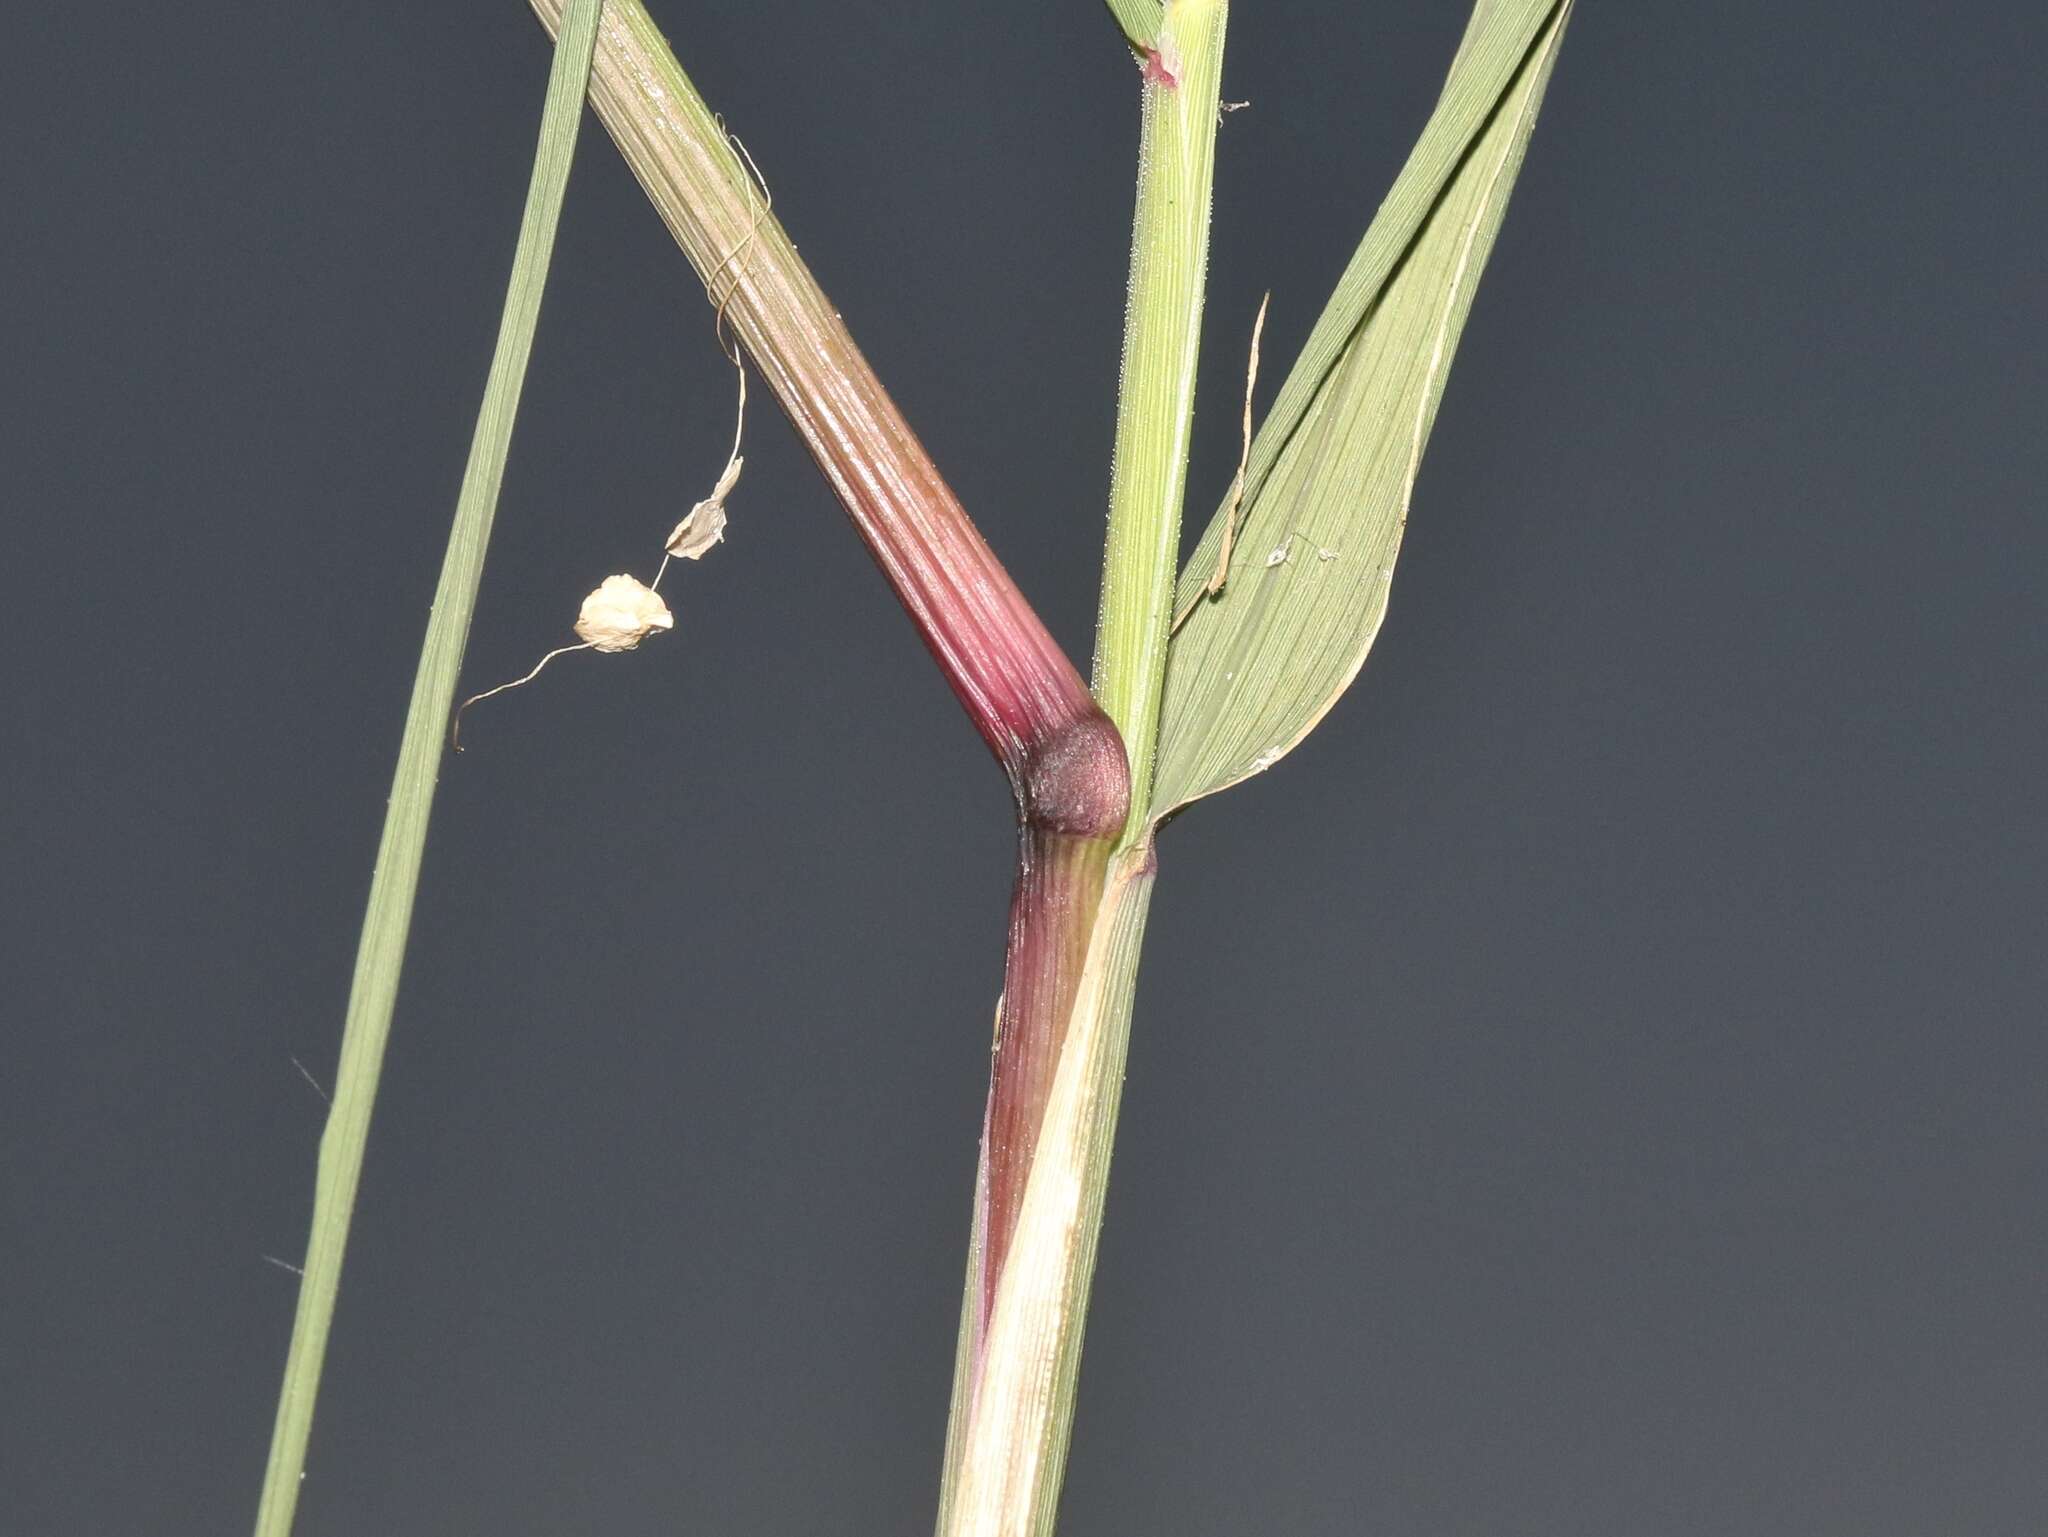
664,456 -> 741,560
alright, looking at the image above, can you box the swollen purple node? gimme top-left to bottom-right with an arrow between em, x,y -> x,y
1018,712 -> 1130,840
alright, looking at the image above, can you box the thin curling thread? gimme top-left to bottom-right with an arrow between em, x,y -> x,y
1172,291 -> 1269,634
451,642 -> 590,750
654,129 -> 767,593
705,127 -> 770,357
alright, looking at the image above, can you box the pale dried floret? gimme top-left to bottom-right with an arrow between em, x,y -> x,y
573,573 -> 674,653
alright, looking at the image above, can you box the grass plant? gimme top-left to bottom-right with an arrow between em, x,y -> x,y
257,2 -> 1574,1531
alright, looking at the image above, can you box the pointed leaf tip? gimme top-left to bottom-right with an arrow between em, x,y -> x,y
1149,0 -> 1572,820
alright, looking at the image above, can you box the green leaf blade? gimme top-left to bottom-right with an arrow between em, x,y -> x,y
251,2 -> 604,1530
1150,0 -> 1572,819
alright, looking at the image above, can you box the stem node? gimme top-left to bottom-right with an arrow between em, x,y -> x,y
1016,710 -> 1130,841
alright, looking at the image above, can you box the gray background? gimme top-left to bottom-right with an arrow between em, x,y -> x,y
4,1 -> 2043,1532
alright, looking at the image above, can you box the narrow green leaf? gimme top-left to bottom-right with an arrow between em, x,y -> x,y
251,4 -> 602,1531
1151,0 -> 1572,818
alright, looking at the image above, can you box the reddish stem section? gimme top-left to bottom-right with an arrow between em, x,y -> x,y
976,715 -> 1129,1322
979,831 -> 1108,1321
744,300 -> 1099,776
533,0 -> 1134,1363
537,0 -> 1108,782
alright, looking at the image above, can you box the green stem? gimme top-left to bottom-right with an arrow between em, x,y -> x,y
937,844 -> 1159,1537
252,2 -> 603,1532
1092,0 -> 1228,846
937,6 -> 1228,1530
